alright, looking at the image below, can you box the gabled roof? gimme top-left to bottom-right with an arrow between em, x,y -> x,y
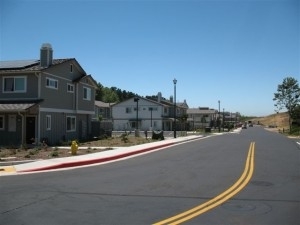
73,74 -> 98,88
112,96 -> 168,107
146,96 -> 188,109
187,108 -> 217,114
95,100 -> 116,107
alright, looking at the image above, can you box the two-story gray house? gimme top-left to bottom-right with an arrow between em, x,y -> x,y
0,43 -> 98,146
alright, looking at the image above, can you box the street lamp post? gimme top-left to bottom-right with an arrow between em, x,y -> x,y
223,108 -> 225,132
218,100 -> 220,132
134,97 -> 140,137
173,78 -> 177,138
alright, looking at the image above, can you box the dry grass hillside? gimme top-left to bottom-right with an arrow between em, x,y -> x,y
251,112 -> 289,130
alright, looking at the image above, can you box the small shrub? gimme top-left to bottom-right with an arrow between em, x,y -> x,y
152,130 -> 164,140
9,149 -> 17,155
121,133 -> 129,143
20,144 -> 28,150
29,148 -> 39,155
50,150 -> 59,157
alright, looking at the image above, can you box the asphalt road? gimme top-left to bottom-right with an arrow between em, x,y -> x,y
0,126 -> 299,225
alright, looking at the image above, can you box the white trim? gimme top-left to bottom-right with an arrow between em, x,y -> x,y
3,76 -> 27,93
77,109 -> 95,114
66,116 -> 76,132
46,115 -> 51,130
46,77 -> 58,89
67,83 -> 74,93
39,107 -> 95,115
40,107 -> 76,113
83,86 -> 91,100
43,71 -> 72,82
8,114 -> 16,132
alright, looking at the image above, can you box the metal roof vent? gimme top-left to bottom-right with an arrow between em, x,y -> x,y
40,43 -> 53,67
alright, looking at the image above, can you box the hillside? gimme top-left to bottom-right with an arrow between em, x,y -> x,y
251,112 -> 289,129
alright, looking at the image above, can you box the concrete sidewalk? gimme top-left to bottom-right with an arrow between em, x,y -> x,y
0,135 -> 204,176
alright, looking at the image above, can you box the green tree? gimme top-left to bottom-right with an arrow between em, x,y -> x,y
102,87 -> 119,103
95,82 -> 104,101
273,77 -> 300,132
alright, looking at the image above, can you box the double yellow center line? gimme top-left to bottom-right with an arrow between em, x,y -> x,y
154,142 -> 255,225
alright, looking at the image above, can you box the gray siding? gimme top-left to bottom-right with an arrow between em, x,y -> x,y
0,73 -> 38,99
77,82 -> 95,112
40,112 -> 66,145
0,114 -> 22,146
39,112 -> 92,145
39,73 -> 75,109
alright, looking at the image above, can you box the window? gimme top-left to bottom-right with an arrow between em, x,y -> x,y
67,83 -> 74,93
149,107 -> 158,111
46,115 -> 51,130
164,107 -> 168,114
70,64 -> 73,73
3,76 -> 26,93
0,116 -> 4,130
126,107 -> 132,113
8,115 -> 16,132
83,87 -> 91,100
66,116 -> 76,131
46,77 -> 58,89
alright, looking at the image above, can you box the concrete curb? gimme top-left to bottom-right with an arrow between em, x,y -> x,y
18,142 -> 174,172
16,135 -> 203,173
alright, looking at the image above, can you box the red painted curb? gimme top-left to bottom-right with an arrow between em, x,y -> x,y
19,142 -> 174,173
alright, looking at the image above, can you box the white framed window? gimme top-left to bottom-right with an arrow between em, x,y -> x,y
67,83 -> 74,93
83,87 -> 91,100
3,76 -> 27,93
46,77 -> 58,89
0,115 -> 4,130
46,115 -> 51,130
66,116 -> 76,132
149,107 -> 158,111
8,115 -> 16,132
126,107 -> 132,113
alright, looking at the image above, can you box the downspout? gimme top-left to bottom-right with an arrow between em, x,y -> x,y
35,72 -> 41,144
75,83 -> 78,112
38,106 -> 41,144
18,111 -> 25,146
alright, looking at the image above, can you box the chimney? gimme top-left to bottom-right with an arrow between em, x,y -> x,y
157,92 -> 162,103
170,95 -> 173,103
40,43 -> 53,67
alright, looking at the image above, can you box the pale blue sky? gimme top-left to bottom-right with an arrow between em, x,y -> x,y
0,0 -> 299,116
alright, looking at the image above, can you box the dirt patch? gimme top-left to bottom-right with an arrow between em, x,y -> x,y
252,112 -> 289,129
0,136 -> 157,162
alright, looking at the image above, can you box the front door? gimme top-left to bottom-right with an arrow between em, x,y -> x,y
26,117 -> 36,144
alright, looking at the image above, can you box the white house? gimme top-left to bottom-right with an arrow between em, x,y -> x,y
112,93 -> 188,132
187,107 -> 218,130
